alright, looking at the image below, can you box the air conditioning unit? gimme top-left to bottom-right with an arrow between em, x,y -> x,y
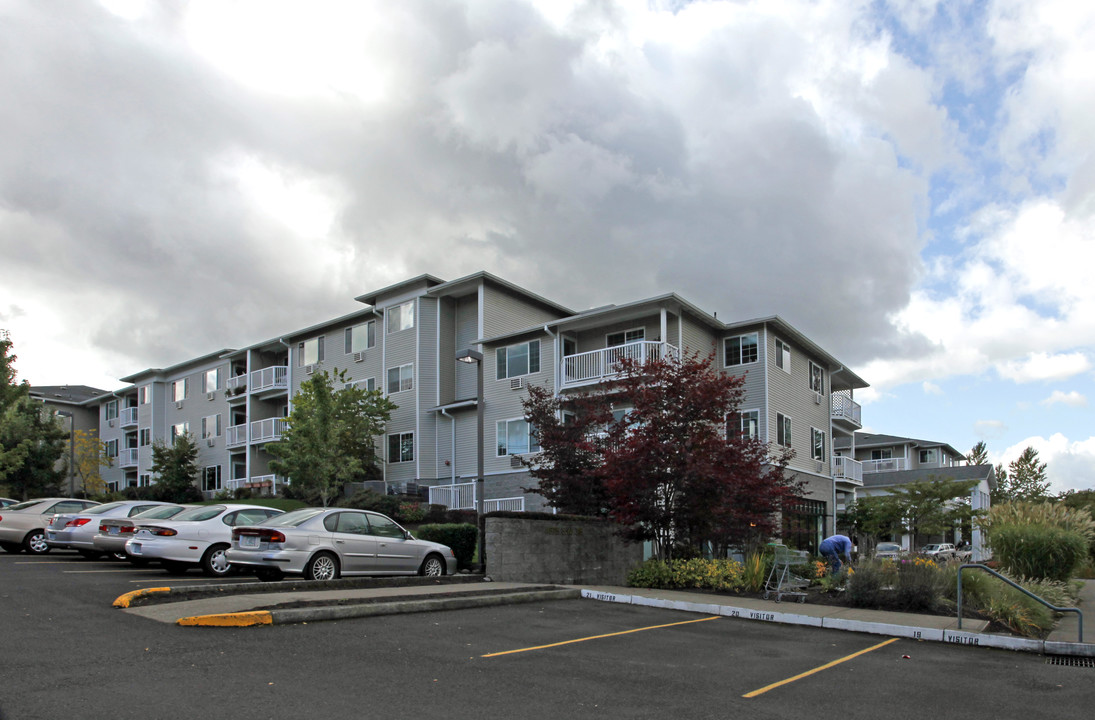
305,364 -> 316,374
207,392 -> 216,401
206,438 -> 215,447
353,352 -> 365,363
107,419 -> 115,427
815,460 -> 824,473
510,455 -> 524,468
814,392 -> 823,405
510,377 -> 524,390
175,401 -> 184,410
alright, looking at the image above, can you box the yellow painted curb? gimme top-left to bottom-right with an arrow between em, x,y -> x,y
113,587 -> 172,608
176,611 -> 274,627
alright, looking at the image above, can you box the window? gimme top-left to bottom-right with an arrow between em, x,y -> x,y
871,449 -> 893,460
171,422 -> 189,441
345,378 -> 377,392
105,439 -> 118,458
777,413 -> 792,448
388,432 -> 414,463
497,418 -> 540,456
298,337 -> 325,366
387,364 -> 413,394
725,333 -> 759,366
366,513 -> 405,539
172,379 -> 188,402
732,410 -> 759,440
775,339 -> 791,372
105,401 -> 118,421
345,321 -> 376,354
812,428 -> 826,461
607,328 -> 644,347
201,414 -> 222,439
139,386 -> 150,405
387,301 -> 414,334
496,340 -> 540,380
204,368 -> 220,393
809,362 -> 824,393
919,449 -> 938,464
139,428 -> 151,447
138,474 -> 151,487
202,466 -> 222,493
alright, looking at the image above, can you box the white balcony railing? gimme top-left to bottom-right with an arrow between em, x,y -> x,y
118,448 -> 139,468
251,366 -> 288,394
226,374 -> 248,396
833,456 -> 863,485
863,457 -> 909,474
226,424 -> 248,448
831,394 -> 862,427
484,497 -> 525,512
429,482 -> 476,510
562,342 -> 679,386
250,417 -> 288,443
119,407 -> 139,428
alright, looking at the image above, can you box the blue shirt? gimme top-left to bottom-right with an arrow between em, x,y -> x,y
820,535 -> 853,559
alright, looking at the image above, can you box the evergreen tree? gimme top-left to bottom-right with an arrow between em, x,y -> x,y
149,432 -> 203,503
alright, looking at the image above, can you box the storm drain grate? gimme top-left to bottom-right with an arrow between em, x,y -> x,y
1045,655 -> 1095,668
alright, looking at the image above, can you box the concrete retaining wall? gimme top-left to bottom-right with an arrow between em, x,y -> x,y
485,517 -> 643,585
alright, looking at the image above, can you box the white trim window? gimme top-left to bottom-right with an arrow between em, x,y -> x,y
777,413 -> 792,448
172,379 -> 188,402
105,439 -> 119,458
809,361 -> 824,393
731,409 -> 760,440
725,333 -> 759,366
139,386 -> 151,405
386,364 -> 413,394
201,414 -> 222,439
919,448 -> 938,464
345,378 -> 377,392
139,428 -> 152,447
171,422 -> 189,441
202,465 -> 222,493
204,368 -> 220,394
387,301 -> 415,334
298,337 -> 325,366
812,428 -> 826,461
105,400 -> 118,421
496,340 -> 540,380
871,448 -> 893,460
345,321 -> 376,354
607,328 -> 644,347
497,418 -> 540,456
138,474 -> 151,487
775,339 -> 791,373
388,432 -> 414,463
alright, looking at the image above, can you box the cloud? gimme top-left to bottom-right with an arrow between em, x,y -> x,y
974,419 -> 1007,439
1040,390 -> 1088,407
922,381 -> 943,395
994,434 -> 1095,494
998,352 -> 1093,383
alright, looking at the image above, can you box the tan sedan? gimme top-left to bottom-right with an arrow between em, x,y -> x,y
0,498 -> 100,554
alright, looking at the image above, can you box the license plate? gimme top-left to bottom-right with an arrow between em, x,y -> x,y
108,527 -> 120,535
240,535 -> 259,549
130,543 -> 141,555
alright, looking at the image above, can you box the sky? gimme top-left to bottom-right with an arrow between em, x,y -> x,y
0,0 -> 1092,493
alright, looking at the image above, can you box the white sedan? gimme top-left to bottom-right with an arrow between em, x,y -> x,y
125,504 -> 283,577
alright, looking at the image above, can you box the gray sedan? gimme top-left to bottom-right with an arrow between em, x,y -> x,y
226,507 -> 457,581
47,500 -> 176,558
92,504 -> 190,560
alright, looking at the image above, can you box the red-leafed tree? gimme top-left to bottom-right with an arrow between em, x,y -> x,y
523,352 -> 800,560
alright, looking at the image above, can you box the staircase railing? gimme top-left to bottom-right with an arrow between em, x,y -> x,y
957,563 -> 1083,642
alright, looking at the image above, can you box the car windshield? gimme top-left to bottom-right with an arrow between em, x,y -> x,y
5,500 -> 46,512
877,543 -> 900,552
923,545 -> 941,552
261,508 -> 326,527
83,502 -> 128,515
133,505 -> 185,519
172,505 -> 226,522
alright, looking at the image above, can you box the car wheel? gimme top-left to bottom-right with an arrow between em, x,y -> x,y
23,530 -> 50,555
255,568 -> 285,582
201,543 -> 234,577
303,552 -> 339,581
0,541 -> 22,554
161,560 -> 190,575
419,554 -> 445,577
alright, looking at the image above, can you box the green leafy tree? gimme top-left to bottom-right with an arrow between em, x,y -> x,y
890,476 -> 980,544
269,369 -> 396,507
842,494 -> 906,548
0,332 -> 67,498
149,432 -> 203,503
992,446 -> 1051,504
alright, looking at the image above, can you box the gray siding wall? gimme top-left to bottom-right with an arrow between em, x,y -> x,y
482,285 -> 562,338
417,297 -> 439,479
437,297 -> 457,407
480,332 -> 552,480
455,296 -> 480,401
383,297 -> 420,484
764,328 -> 831,477
720,324 -> 767,440
679,315 -> 717,358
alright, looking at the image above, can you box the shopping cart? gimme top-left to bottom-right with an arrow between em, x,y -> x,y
763,545 -> 811,603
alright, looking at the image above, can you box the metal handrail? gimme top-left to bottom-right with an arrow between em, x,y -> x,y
957,563 -> 1083,642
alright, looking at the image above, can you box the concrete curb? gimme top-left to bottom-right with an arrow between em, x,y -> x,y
579,589 -> 1082,657
113,586 -> 172,608
174,588 -> 581,627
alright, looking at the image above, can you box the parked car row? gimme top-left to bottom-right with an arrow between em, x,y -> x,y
872,542 -> 973,562
1,497 -> 458,581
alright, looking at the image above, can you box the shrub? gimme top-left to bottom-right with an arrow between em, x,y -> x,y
893,557 -> 947,612
845,561 -> 892,608
627,559 -> 674,589
416,523 -> 478,570
741,552 -> 769,593
627,558 -> 744,592
945,568 -> 1070,638
988,524 -> 1088,581
345,489 -> 402,518
398,501 -> 427,524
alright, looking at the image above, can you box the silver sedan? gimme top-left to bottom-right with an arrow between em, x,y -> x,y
226,507 -> 457,581
47,500 -> 176,558
92,504 -> 191,560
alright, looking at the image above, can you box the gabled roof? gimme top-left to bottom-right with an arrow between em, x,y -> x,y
281,307 -> 380,342
354,274 -> 446,306
861,464 -> 996,490
119,348 -> 235,384
28,385 -> 110,405
427,271 -> 574,317
836,432 -> 962,458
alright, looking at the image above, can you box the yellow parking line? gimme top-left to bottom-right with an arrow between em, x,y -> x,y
482,616 -> 721,658
742,638 -> 900,698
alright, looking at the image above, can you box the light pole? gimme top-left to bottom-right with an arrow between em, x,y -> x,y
455,349 -> 485,572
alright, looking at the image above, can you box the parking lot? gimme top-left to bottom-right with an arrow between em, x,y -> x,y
2,551 -> 1092,719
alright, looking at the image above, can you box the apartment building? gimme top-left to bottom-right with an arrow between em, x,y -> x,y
74,271 -> 869,553
834,432 -> 995,558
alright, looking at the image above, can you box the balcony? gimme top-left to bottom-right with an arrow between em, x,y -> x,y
250,366 -> 288,396
863,457 -> 909,474
119,407 -> 139,428
561,342 -> 679,388
250,417 -> 288,443
833,456 -> 863,486
831,394 -> 862,429
427,482 -> 525,512
226,424 -> 248,449
225,374 -> 248,399
118,448 -> 139,469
